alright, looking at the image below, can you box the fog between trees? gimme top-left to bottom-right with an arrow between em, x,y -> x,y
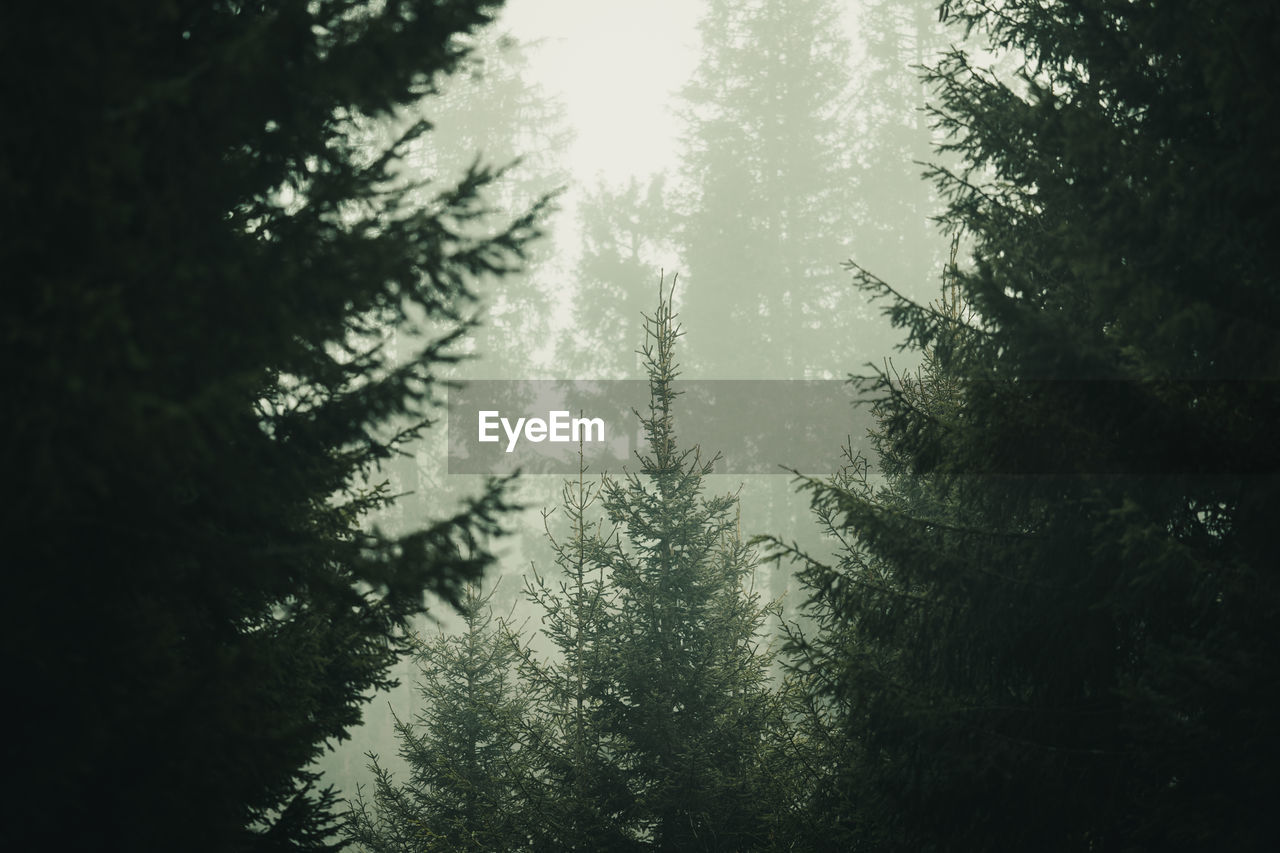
6,0 -> 1278,850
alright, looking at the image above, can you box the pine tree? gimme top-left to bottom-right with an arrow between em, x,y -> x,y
779,0 -> 1280,849
509,281 -> 782,850
345,584 -> 535,852
594,280 -> 778,849
515,443 -> 634,850
763,261 -> 976,851
1,1 -> 545,848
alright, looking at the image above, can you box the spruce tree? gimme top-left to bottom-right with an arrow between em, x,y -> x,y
511,282 -> 781,850
594,280 -> 777,850
345,584 -> 534,852
763,266 -> 975,852
515,444 -> 633,851
778,0 -> 1280,849
2,1 -> 545,848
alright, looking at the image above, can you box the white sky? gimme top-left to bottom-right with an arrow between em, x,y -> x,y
498,0 -> 704,183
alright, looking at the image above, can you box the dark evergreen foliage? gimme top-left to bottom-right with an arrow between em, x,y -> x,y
2,1 -> 546,848
511,283 -> 784,850
771,0 -> 1280,850
515,448 -> 635,850
349,286 -> 785,851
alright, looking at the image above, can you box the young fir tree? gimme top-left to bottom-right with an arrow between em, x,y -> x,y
780,0 -> 1280,849
2,1 -> 545,848
594,280 -> 778,850
509,281 -> 782,850
515,443 -> 634,851
345,582 -> 534,852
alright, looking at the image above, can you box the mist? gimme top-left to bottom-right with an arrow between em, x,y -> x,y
9,0 -> 1277,850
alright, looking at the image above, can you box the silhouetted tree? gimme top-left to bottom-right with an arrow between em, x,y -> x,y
764,268 -> 973,851
772,0 -> 1280,849
2,1 -> 545,848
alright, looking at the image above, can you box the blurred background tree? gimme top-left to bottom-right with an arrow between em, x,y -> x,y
675,0 -> 863,380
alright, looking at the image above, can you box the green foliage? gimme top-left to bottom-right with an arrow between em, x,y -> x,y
351,287 -> 788,850
512,285 -> 783,850
515,448 -> 634,850
591,284 -> 779,849
346,584 -> 535,852
774,0 -> 1280,850
763,274 -> 977,852
2,1 -> 546,848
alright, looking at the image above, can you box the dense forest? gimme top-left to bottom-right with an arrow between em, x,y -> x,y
5,0 -> 1278,851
